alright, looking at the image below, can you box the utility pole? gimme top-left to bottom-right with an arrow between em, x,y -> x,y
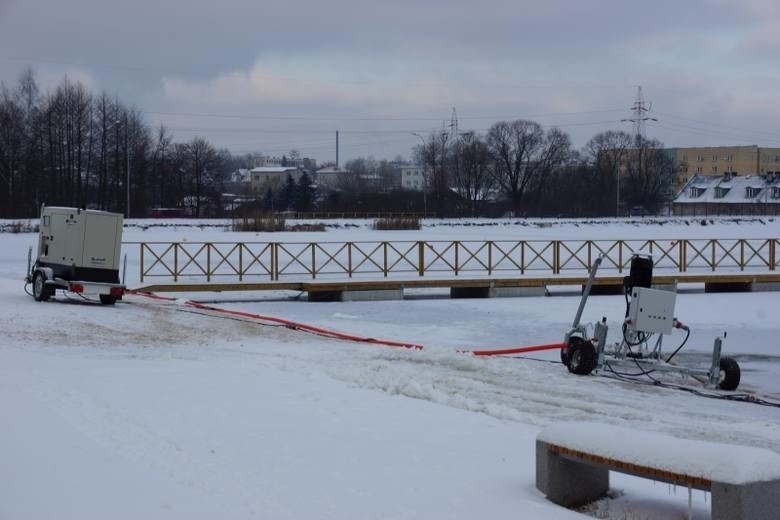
336,130 -> 339,169
125,117 -> 131,219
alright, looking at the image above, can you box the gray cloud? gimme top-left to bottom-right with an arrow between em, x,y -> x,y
2,0 -> 779,161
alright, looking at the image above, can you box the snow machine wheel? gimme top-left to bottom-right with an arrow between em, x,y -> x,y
561,336 -> 586,365
99,294 -> 117,305
32,271 -> 53,302
567,339 -> 597,375
717,356 -> 741,391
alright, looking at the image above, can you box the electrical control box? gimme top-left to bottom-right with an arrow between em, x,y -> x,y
627,287 -> 676,335
37,206 -> 123,283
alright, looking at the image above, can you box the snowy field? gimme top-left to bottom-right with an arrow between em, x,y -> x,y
2,217 -> 779,519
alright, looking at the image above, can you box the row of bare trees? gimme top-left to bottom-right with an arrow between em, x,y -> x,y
0,70 -> 232,218
414,122 -> 675,217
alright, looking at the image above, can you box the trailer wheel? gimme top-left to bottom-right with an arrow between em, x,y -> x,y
567,339 -> 597,375
561,336 -> 585,365
717,356 -> 740,391
32,271 -> 53,302
99,294 -> 117,305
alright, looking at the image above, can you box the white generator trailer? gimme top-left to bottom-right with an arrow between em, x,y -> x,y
26,205 -> 126,305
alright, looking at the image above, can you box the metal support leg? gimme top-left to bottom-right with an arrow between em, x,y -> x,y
708,336 -> 723,388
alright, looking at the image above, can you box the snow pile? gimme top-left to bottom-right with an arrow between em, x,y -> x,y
539,422 -> 780,484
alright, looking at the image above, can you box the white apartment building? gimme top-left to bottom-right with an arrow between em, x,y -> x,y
400,165 -> 426,191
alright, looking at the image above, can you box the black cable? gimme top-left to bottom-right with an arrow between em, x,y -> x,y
664,328 -> 691,364
600,367 -> 780,408
507,355 -> 560,364
605,361 -> 656,378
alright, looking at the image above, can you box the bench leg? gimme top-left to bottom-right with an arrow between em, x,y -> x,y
536,440 -> 609,508
711,480 -> 780,520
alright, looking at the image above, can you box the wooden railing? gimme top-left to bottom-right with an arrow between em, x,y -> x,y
128,238 -> 779,283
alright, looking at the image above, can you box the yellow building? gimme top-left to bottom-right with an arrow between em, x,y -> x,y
672,145 -> 780,187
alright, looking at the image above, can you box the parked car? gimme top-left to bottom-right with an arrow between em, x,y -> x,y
629,206 -> 650,217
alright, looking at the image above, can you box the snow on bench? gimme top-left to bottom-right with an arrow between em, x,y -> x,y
535,422 -> 780,520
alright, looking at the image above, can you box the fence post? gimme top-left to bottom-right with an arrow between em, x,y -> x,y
680,240 -> 687,273
348,242 -> 353,278
418,241 -> 425,276
174,243 -> 179,282
272,242 -> 278,281
771,240 -> 776,271
238,243 -> 244,281
454,241 -> 459,276
383,242 -> 388,277
618,241 -> 623,273
711,240 -> 716,272
311,243 -> 316,279
488,241 -> 493,276
521,241 -> 525,275
553,241 -> 560,275
207,243 -> 212,282
587,241 -> 592,270
139,243 -> 144,282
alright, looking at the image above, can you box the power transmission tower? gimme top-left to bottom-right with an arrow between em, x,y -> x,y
621,86 -> 657,141
449,107 -> 459,141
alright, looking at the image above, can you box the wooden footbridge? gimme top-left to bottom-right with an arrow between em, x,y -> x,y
128,238 -> 780,297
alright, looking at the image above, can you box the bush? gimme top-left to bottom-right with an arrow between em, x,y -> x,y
372,217 -> 421,230
231,213 -> 326,232
3,220 -> 38,233
287,223 -> 326,232
232,213 -> 286,232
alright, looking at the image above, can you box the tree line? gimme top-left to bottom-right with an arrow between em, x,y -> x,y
0,69 -> 233,218
413,123 -> 675,218
1,69 -> 676,219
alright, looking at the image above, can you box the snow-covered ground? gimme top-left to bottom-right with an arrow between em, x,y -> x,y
2,217 -> 779,519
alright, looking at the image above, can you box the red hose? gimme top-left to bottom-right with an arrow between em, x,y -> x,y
130,291 -> 564,357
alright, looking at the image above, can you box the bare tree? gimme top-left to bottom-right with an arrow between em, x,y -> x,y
0,81 -> 25,216
584,130 -> 633,216
178,137 -> 224,217
450,132 -> 494,216
527,127 -> 573,208
413,131 -> 449,216
623,136 -> 675,211
486,120 -> 544,217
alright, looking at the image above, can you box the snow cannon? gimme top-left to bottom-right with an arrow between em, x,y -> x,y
26,205 -> 126,305
561,253 -> 741,391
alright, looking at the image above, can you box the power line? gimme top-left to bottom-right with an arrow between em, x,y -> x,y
650,110 -> 780,139
142,107 -> 627,122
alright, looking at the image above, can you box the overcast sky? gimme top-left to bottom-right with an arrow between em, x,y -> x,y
2,0 -> 779,163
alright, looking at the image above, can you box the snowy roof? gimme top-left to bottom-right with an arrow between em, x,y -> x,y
674,173 -> 780,204
316,167 -> 350,174
250,166 -> 299,174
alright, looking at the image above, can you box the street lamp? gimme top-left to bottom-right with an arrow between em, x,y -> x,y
411,132 -> 428,216
106,119 -> 130,217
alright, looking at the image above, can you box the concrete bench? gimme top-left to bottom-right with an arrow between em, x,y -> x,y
535,422 -> 780,520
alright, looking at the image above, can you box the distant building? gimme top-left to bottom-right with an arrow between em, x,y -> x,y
314,166 -> 351,189
249,166 -> 302,193
400,164 -> 426,191
669,145 -> 780,189
673,172 -> 780,215
230,168 -> 251,184
253,154 -> 316,171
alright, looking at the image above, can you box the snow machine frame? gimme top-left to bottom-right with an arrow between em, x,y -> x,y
561,254 -> 741,391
